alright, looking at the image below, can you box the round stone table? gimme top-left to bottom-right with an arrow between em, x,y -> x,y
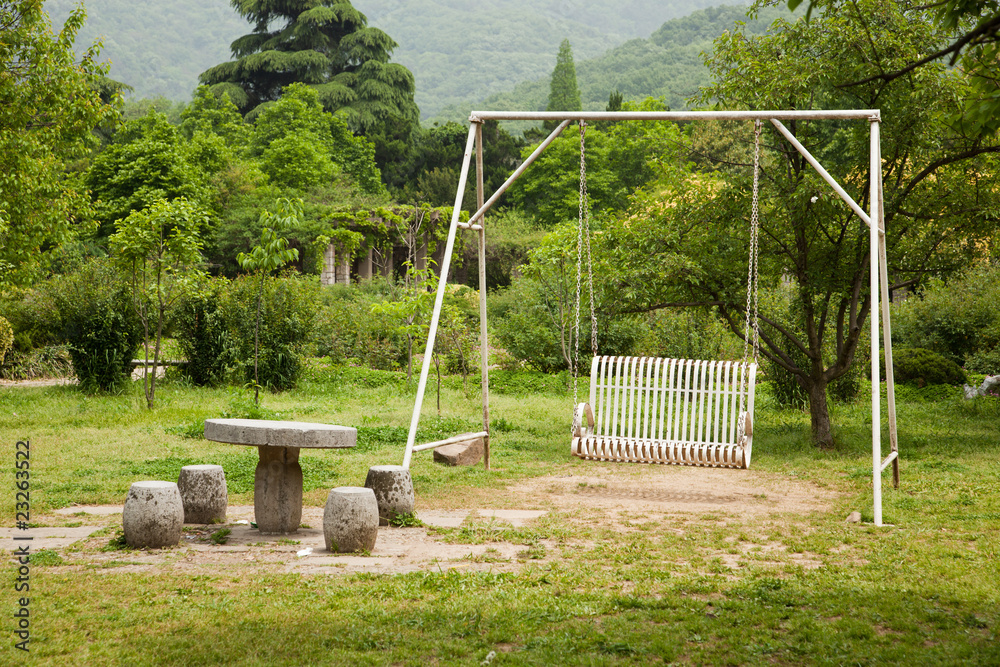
204,419 -> 357,534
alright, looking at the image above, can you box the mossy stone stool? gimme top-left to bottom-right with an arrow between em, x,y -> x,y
323,487 -> 379,553
177,464 -> 228,524
123,481 -> 184,548
364,465 -> 415,526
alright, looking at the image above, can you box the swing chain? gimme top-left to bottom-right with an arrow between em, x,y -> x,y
573,122 -> 585,404
743,120 -> 762,366
573,120 -> 598,407
739,120 -> 763,432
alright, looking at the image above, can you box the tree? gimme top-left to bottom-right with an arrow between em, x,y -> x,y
598,0 -> 1000,447
198,0 -> 418,139
237,199 -> 301,405
543,39 -> 582,132
249,83 -> 383,194
788,0 -> 1000,136
0,0 -> 118,285
110,198 -> 209,408
86,111 -> 210,237
513,99 -> 686,225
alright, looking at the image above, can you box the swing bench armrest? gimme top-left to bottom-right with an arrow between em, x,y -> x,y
572,403 -> 594,439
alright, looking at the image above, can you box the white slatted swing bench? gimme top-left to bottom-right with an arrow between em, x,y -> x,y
567,121 -> 764,470
572,356 -> 757,468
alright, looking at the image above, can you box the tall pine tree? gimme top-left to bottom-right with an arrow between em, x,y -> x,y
544,39 -> 581,130
199,0 -> 418,141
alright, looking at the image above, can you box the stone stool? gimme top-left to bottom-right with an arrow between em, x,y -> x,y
123,481 -> 184,548
177,465 -> 228,524
364,465 -> 415,526
323,487 -> 378,553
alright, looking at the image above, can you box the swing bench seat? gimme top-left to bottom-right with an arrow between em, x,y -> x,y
572,356 -> 757,469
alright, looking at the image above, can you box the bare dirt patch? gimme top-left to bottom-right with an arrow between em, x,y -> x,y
509,465 -> 834,519
17,465 -> 838,576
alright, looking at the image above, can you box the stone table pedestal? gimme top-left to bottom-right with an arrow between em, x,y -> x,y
204,419 -> 357,534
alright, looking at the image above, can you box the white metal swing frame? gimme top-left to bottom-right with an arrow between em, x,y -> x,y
399,109 -> 900,527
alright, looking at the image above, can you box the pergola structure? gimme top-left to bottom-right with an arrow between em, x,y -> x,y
400,109 -> 900,527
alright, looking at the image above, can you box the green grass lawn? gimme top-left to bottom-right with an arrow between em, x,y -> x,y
2,364 -> 998,665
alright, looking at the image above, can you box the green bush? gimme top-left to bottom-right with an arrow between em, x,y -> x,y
891,265 -> 1000,367
313,281 -> 409,371
0,285 -> 63,352
174,279 -> 228,386
883,347 -> 966,387
51,260 -> 142,392
634,308 -> 742,361
491,276 -> 643,373
219,273 -> 316,391
964,346 -> 1000,375
0,316 -> 12,364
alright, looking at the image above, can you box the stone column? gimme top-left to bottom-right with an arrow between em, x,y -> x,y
254,446 -> 302,534
336,256 -> 351,285
360,247 -> 373,280
321,243 -> 336,286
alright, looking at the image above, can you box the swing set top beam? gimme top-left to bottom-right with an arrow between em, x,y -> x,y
470,109 -> 880,122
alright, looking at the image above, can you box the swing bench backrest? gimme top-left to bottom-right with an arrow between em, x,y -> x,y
572,356 -> 757,469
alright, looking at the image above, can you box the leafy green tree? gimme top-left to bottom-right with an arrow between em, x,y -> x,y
371,263 -> 436,381
180,86 -> 250,148
391,120 -> 525,208
513,99 -> 686,225
250,83 -> 384,194
237,199 -> 301,405
0,0 -> 118,285
199,0 -> 418,138
86,111 -> 210,237
599,0 -> 1000,446
109,198 -> 209,408
788,0 -> 1000,136
544,39 -> 582,131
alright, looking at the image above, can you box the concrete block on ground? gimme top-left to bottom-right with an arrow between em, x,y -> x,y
123,481 -> 184,548
177,465 -> 228,524
323,487 -> 378,553
364,465 -> 415,526
433,435 -> 484,467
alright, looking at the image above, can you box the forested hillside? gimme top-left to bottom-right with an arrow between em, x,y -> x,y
433,4 -> 793,123
360,0 -> 730,118
45,0 -> 247,101
44,0 -> 732,114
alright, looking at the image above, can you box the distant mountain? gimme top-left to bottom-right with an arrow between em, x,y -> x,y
45,0 -> 733,117
45,0 -> 247,102
432,4 -> 794,125
360,0 -> 734,118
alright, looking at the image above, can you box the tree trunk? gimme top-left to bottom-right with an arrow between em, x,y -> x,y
807,377 -> 833,448
254,274 -> 263,406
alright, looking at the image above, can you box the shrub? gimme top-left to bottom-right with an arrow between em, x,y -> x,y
491,276 -> 643,373
884,347 -> 966,387
174,279 -> 228,386
218,273 -> 316,391
964,346 -> 1000,375
891,265 -> 1000,366
0,316 -> 12,364
313,281 -> 408,370
634,308 -> 742,361
51,259 -> 142,392
0,285 -> 62,352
